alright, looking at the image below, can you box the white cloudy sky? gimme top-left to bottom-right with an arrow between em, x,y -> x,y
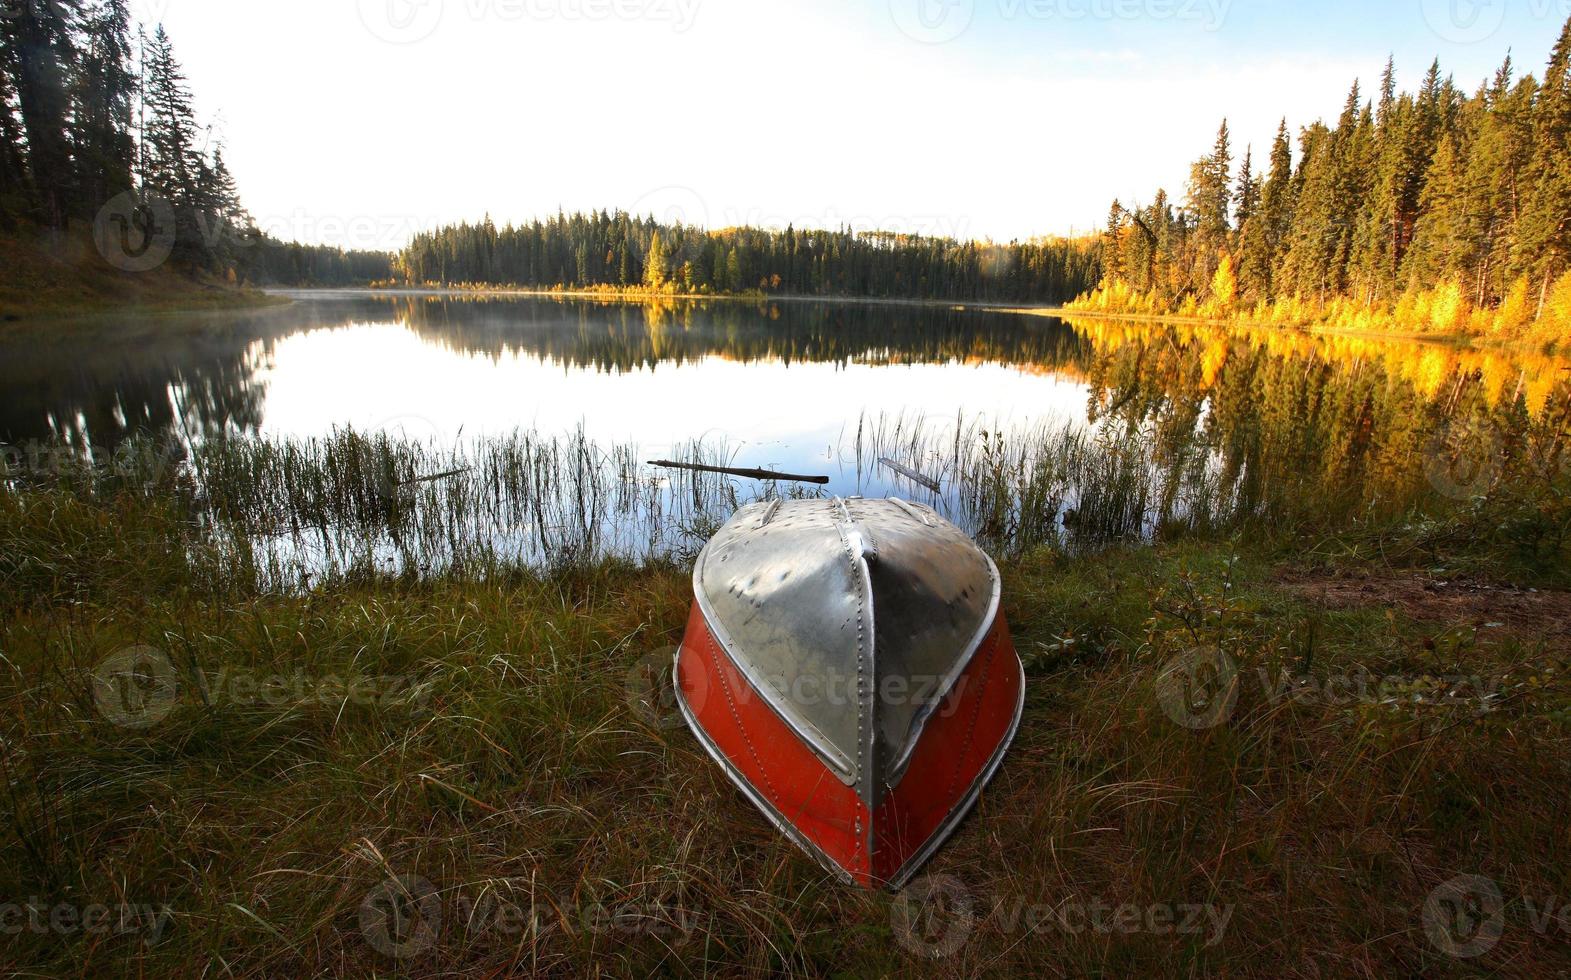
136,0 -> 1570,249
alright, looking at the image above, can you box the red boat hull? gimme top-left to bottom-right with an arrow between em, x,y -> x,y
675,599 -> 1024,888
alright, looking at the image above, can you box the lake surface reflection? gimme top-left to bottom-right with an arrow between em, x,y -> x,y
0,292 -> 1101,500
2,291 -> 1567,572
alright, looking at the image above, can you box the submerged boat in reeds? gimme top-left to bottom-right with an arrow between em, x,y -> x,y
674,497 -> 1025,889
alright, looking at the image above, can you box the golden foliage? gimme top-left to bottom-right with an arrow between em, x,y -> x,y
1059,313 -> 1571,421
1067,271 -> 1571,350
1203,253 -> 1237,317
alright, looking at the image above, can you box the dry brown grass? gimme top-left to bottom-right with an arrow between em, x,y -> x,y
3,502 -> 1570,976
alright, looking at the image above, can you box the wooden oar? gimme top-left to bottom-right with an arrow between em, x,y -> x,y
879,457 -> 941,492
648,460 -> 830,485
398,467 -> 470,486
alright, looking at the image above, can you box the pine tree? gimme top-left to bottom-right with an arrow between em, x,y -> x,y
3,0 -> 80,224
142,26 -> 199,204
1237,134 -> 1277,301
1407,130 -> 1473,286
1377,55 -> 1397,129
1187,119 -> 1232,241
1280,122 -> 1339,300
207,147 -> 247,227
1261,121 -> 1294,239
1519,16 -> 1571,315
1077,18 -> 1571,341
1102,201 -> 1125,283
1233,146 -> 1261,230
73,0 -> 136,212
1183,120 -> 1233,293
0,48 -> 30,228
142,25 -> 220,267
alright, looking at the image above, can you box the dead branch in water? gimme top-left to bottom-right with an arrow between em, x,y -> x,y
648,460 -> 830,484
399,468 -> 471,486
879,457 -> 941,492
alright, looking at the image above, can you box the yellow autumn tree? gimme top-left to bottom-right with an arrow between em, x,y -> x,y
1428,280 -> 1469,335
1208,252 -> 1238,316
1524,270 -> 1571,348
1491,276 -> 1533,337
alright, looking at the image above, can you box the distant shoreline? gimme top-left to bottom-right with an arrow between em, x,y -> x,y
265,285 -> 1073,316
264,286 -> 1518,350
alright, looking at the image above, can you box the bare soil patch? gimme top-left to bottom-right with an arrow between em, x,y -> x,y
1275,566 -> 1571,647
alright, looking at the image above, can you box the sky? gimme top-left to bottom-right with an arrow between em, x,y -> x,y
132,0 -> 1571,250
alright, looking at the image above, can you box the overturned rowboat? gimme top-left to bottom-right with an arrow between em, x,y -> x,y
674,497 -> 1025,889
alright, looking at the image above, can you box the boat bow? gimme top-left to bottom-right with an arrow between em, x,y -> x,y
675,497 -> 1025,888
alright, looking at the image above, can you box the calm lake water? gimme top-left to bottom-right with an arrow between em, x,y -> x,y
0,291 -> 1098,501
3,290 -> 1567,574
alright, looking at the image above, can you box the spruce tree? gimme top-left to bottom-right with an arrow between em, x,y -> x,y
1188,120 -> 1233,242
0,49 -> 29,228
1233,146 -> 1261,231
142,26 -> 199,206
3,0 -> 80,224
1519,16 -> 1571,314
73,0 -> 136,212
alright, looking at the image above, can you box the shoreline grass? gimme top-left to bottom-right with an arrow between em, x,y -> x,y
1,420 -> 1568,976
2,509 -> 1570,975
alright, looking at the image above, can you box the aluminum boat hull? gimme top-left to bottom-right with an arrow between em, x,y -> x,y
674,498 -> 1025,889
